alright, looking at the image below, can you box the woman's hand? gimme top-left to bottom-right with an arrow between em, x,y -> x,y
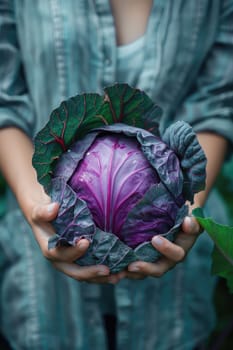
31,200 -> 201,282
126,215 -> 201,279
125,131 -> 228,280
0,128 -> 125,284
28,199 -> 126,284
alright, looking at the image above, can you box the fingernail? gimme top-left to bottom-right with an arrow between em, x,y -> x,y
152,236 -> 164,246
186,216 -> 195,227
77,240 -> 86,249
186,216 -> 199,232
47,203 -> 56,212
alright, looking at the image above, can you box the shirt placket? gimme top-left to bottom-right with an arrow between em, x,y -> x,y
94,0 -> 117,88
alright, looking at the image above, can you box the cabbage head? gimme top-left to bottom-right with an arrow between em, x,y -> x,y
32,84 -> 206,272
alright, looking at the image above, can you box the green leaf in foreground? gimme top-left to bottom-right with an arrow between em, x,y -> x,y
193,207 -> 233,293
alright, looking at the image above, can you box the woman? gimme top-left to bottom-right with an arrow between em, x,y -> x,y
0,1 -> 232,349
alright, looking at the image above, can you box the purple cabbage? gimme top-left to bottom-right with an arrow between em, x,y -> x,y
32,84 -> 206,272
48,122 -> 205,271
68,132 -> 185,249
69,134 -> 160,247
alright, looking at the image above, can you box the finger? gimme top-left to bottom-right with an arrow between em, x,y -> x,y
173,216 -> 203,254
33,216 -> 92,262
52,261 -> 110,281
151,236 -> 185,262
128,258 -> 175,277
172,231 -> 198,255
32,202 -> 60,223
44,239 -> 91,262
182,216 -> 202,235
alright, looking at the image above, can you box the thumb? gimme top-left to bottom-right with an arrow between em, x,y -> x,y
32,202 -> 59,222
182,216 -> 202,235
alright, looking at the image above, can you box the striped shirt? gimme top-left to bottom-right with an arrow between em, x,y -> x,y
0,1 -> 233,349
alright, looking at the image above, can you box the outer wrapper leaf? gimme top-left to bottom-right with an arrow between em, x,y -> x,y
47,178 -> 95,247
193,208 -> 233,293
162,121 -> 207,202
120,183 -> 186,248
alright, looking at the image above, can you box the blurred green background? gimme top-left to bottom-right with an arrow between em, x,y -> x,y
207,157 -> 233,349
0,158 -> 233,349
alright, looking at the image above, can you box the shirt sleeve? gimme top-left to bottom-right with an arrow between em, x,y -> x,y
0,0 -> 35,136
176,1 -> 233,146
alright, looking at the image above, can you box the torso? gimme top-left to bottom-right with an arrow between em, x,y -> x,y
13,1 -> 219,136
110,0 -> 153,45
